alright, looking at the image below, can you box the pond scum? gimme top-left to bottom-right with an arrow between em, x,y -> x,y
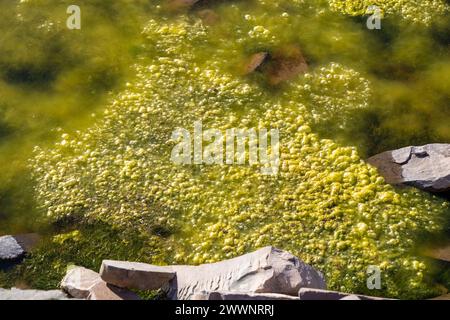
1,0 -> 450,299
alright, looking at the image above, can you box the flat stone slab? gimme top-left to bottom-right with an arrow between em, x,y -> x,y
298,288 -> 394,300
0,235 -> 24,261
0,288 -> 69,300
100,260 -> 176,291
368,144 -> 450,192
191,291 -> 300,300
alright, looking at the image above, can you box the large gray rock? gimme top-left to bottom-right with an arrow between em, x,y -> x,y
191,291 -> 300,300
169,246 -> 325,300
100,246 -> 326,300
61,265 -> 140,300
0,288 -> 69,300
100,261 -> 176,291
61,266 -> 103,299
367,144 -> 450,192
0,235 -> 24,261
298,288 -> 394,300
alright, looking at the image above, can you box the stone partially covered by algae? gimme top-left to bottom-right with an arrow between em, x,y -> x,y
32,15 -> 449,299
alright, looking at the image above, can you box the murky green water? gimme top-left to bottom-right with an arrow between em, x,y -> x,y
0,0 -> 449,298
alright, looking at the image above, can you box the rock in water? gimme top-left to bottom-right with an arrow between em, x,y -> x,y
423,243 -> 450,263
100,261 -> 176,291
0,235 -> 24,261
169,246 -> 326,300
243,52 -> 269,75
367,144 -> 450,192
0,288 -> 69,300
61,265 -> 140,300
100,246 -> 326,300
13,233 -> 41,252
61,266 -> 103,299
265,45 -> 308,85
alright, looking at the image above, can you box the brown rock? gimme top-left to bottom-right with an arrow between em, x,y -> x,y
243,52 -> 269,75
166,0 -> 199,11
87,282 -> 141,300
13,233 -> 41,252
266,45 -> 308,85
197,9 -> 220,25
100,260 -> 176,291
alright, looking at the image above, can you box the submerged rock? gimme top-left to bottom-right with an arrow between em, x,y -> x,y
100,246 -> 326,300
243,52 -> 269,75
0,235 -> 24,261
423,243 -> 450,263
0,233 -> 41,271
243,46 -> 309,85
0,288 -> 69,300
12,233 -> 41,252
368,144 -> 450,192
265,45 -> 308,85
197,9 -> 220,25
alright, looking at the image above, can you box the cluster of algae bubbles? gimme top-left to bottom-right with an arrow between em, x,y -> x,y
328,0 -> 448,25
29,1 -> 450,298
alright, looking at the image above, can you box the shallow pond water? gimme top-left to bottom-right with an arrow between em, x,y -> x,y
0,0 -> 449,299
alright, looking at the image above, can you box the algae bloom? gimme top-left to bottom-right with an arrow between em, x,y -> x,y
30,0 -> 450,300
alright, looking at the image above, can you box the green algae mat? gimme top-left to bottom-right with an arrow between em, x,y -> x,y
1,0 -> 450,299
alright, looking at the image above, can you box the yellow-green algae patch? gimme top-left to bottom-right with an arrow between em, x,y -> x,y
31,17 -> 449,299
327,0 -> 449,24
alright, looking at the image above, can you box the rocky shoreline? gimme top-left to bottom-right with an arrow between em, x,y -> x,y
0,246 -> 396,300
